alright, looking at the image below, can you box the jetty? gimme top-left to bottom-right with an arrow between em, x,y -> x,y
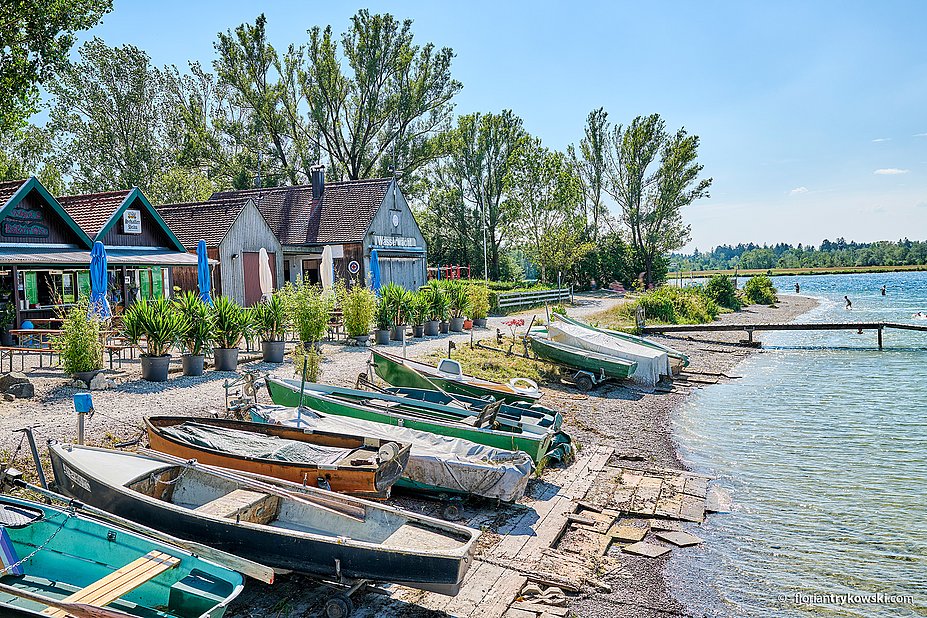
640,321 -> 927,348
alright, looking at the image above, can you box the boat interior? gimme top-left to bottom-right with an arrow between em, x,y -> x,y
0,498 -> 237,618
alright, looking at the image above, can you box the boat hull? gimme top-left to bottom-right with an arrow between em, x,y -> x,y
529,335 -> 637,379
145,416 -> 410,500
557,313 -> 689,370
48,445 -> 474,595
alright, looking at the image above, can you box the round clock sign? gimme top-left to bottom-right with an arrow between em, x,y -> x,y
348,260 -> 360,275
391,213 -> 399,227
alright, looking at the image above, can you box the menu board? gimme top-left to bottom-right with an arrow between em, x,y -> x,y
78,271 -> 91,299
24,272 -> 37,306
152,267 -> 163,298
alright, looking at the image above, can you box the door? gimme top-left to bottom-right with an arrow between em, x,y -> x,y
242,251 -> 277,306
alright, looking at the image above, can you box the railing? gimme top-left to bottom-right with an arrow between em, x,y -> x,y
496,287 -> 572,310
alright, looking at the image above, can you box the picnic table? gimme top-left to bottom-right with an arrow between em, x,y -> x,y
1,329 -> 62,370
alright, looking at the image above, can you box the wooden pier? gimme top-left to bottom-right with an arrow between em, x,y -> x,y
640,321 -> 927,348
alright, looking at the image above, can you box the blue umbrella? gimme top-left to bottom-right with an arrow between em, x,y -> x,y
87,241 -> 111,320
369,249 -> 382,296
197,240 -> 213,305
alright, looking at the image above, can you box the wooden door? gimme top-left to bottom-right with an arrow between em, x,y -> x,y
242,251 -> 277,306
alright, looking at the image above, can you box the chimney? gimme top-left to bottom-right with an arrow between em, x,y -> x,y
311,165 -> 325,200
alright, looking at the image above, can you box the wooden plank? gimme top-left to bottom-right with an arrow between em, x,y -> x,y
608,521 -> 648,543
679,494 -> 706,523
654,531 -> 703,547
683,476 -> 709,498
622,542 -> 671,558
566,514 -> 596,527
511,602 -> 569,616
194,489 -> 279,524
650,520 -> 683,532
653,486 -> 683,519
629,477 -> 662,516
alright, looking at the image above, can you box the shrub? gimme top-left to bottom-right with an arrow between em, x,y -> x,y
56,302 -> 103,374
424,280 -> 448,321
467,285 -> 490,320
341,285 -> 377,337
409,291 -> 430,327
281,283 -> 333,344
704,275 -> 741,310
618,286 -> 720,325
211,296 -> 249,349
380,282 -> 413,326
742,275 -> 778,305
374,297 -> 392,330
174,291 -> 213,355
291,344 -> 322,383
253,294 -> 288,341
123,298 -> 188,356
445,281 -> 470,319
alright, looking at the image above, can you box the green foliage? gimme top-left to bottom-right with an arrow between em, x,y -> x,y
426,345 -> 558,386
173,291 -> 213,355
279,283 -> 333,344
341,285 -> 377,337
253,294 -> 288,341
703,275 -> 741,310
444,281 -> 470,318
742,275 -> 778,305
424,281 -> 449,321
210,295 -> 248,349
291,344 -> 322,383
617,287 -> 719,325
55,302 -> 103,374
374,296 -> 392,330
123,298 -> 188,357
409,291 -> 430,327
466,285 -> 490,320
0,0 -> 112,131
379,282 -> 414,326
0,302 -> 15,328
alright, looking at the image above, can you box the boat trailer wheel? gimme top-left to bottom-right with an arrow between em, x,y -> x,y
573,372 -> 595,392
324,594 -> 354,618
441,502 -> 462,521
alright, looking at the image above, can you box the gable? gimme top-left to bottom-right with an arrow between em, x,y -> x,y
0,178 -> 91,247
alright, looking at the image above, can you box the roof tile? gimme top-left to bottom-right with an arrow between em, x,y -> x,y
0,179 -> 29,208
58,189 -> 132,237
156,197 -> 251,249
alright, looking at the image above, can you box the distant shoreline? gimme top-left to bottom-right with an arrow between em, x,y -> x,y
676,264 -> 927,279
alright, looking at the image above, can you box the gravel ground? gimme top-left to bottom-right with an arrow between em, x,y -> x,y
0,292 -> 818,617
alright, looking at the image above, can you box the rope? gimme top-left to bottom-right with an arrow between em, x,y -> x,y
150,464 -> 191,486
0,514 -> 70,575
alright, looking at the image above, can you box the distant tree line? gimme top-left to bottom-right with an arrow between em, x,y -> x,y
1,3 -> 712,286
674,238 -> 927,271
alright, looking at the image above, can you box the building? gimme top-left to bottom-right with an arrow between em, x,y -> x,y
0,178 -> 201,327
157,197 -> 283,306
208,168 -> 427,291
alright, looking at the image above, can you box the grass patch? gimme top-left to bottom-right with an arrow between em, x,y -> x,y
424,344 -> 559,385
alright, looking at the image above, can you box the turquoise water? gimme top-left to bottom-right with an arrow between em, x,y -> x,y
669,272 -> 927,617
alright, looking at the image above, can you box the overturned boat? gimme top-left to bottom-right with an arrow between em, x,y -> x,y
145,416 -> 411,500
251,404 -> 535,502
48,443 -> 479,596
555,313 -> 689,372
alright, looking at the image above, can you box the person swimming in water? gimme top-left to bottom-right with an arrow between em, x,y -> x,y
881,285 -> 887,296
795,282 -> 800,293
845,295 -> 852,310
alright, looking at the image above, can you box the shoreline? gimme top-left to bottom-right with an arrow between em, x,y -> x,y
568,293 -> 820,617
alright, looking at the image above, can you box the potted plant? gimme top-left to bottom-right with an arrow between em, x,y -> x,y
342,284 -> 376,346
290,283 -> 332,349
174,291 -> 212,376
410,291 -> 428,338
122,298 -> 187,382
446,282 -> 470,332
468,284 -> 490,328
211,296 -> 248,371
55,302 -> 104,384
420,286 -> 438,336
255,294 -> 287,362
436,290 -> 450,334
380,283 -> 412,341
374,298 -> 391,345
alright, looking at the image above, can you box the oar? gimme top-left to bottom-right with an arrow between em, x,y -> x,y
297,356 -> 308,426
0,582 -> 135,618
12,479 -> 275,584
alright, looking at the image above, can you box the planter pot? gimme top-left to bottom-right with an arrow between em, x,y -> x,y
213,348 -> 240,371
0,330 -> 12,347
73,369 -> 102,385
449,317 -> 465,332
390,324 -> 407,341
424,320 -> 440,336
439,321 -> 450,334
140,355 -> 171,382
413,325 -> 425,338
181,354 -> 204,377
375,329 -> 391,345
352,334 -> 371,346
463,319 -> 473,330
262,340 -> 286,364
473,318 -> 487,328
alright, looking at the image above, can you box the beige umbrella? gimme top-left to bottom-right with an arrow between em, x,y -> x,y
320,245 -> 334,293
258,247 -> 273,300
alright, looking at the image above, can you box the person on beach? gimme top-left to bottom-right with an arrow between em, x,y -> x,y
881,285 -> 887,296
794,282 -> 800,293
845,295 -> 852,310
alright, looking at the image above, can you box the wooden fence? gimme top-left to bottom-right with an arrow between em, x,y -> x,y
495,287 -> 572,311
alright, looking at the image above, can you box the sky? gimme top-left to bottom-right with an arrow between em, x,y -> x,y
65,0 -> 927,252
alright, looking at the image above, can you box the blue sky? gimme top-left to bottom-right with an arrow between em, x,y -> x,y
69,0 -> 927,251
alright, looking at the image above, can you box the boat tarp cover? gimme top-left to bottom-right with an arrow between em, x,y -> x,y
160,422 -> 360,466
547,322 -> 671,386
258,406 -> 534,502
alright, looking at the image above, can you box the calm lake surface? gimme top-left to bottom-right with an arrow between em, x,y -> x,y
669,271 -> 927,617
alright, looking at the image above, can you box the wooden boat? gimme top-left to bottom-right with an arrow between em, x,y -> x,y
265,378 -> 559,463
48,443 -> 478,596
546,322 -> 670,385
528,334 -> 637,381
371,349 -> 542,404
0,493 -> 243,618
145,416 -> 411,500
250,405 -> 535,502
555,313 -> 689,371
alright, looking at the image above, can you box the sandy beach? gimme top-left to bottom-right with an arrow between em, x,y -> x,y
0,292 -> 819,617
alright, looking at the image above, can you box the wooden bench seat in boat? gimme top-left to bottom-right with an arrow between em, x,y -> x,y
42,550 -> 180,617
194,489 -> 280,524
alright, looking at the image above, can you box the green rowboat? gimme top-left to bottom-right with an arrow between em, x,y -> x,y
555,313 -> 689,371
528,335 -> 637,380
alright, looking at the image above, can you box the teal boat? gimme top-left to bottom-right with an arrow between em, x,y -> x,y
0,493 -> 243,617
370,350 -> 543,404
265,378 -> 562,462
555,313 -> 689,371
528,334 -> 638,384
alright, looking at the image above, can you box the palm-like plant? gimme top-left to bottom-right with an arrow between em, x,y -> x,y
409,291 -> 429,327
174,291 -> 213,356
254,294 -> 287,341
123,298 -> 188,357
211,296 -> 248,349
446,282 -> 471,319
375,297 -> 392,331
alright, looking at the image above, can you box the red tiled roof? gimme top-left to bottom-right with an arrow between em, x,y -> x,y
58,189 -> 132,237
0,179 -> 29,208
209,178 -> 391,246
156,197 -> 251,249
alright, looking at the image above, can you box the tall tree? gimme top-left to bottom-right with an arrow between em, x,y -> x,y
0,0 -> 112,131
568,107 -> 610,239
47,38 -> 170,194
605,114 -> 711,284
0,124 -> 64,193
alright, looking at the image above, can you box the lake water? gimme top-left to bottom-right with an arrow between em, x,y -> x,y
669,272 -> 927,617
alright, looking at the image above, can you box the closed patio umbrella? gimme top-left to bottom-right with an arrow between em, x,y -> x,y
320,245 -> 334,293
197,240 -> 212,305
87,241 -> 111,320
259,247 -> 273,300
369,249 -> 381,296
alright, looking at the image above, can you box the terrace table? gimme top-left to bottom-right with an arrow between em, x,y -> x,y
2,329 -> 63,371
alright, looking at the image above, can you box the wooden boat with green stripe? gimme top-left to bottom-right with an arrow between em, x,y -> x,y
265,378 -> 556,462
556,313 -> 689,371
528,334 -> 638,380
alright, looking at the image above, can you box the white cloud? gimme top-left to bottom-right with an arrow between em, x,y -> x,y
789,186 -> 809,195
873,168 -> 909,175
915,133 -> 927,138
872,138 -> 891,143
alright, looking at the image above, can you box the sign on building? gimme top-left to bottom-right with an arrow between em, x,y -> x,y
123,209 -> 142,234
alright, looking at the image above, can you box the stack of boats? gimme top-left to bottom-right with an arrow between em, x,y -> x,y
529,314 -> 688,386
0,349 -> 573,615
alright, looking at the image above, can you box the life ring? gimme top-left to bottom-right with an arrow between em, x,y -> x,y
508,377 -> 539,395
